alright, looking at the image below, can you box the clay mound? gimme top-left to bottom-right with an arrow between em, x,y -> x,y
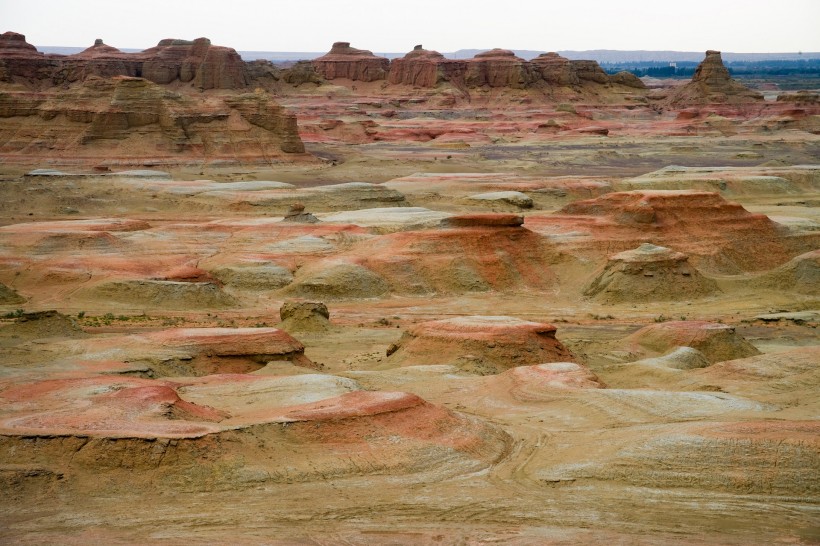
387,316 -> 576,375
0,375 -> 510,488
286,262 -> 390,300
0,282 -> 24,305
499,362 -> 605,399
345,215 -> 558,295
465,49 -> 532,89
279,301 -> 331,332
139,327 -> 313,367
87,280 -> 238,309
667,50 -> 763,106
0,310 -> 88,341
691,346 -> 820,402
210,264 -> 294,290
550,190 -> 800,273
387,45 -> 461,87
625,321 -> 760,364
609,71 -> 646,89
748,250 -> 820,295
155,265 -> 222,285
633,346 -> 711,370
583,243 -> 719,303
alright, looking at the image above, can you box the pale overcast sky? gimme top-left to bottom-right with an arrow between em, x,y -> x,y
2,0 -> 819,53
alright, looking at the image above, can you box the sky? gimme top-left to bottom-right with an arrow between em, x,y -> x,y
2,0 -> 819,53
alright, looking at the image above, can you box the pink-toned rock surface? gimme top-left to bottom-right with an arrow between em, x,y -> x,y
529,190 -> 813,273
312,42 -> 390,82
387,45 -> 465,88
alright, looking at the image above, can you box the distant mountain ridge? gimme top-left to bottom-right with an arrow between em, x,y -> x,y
36,45 -> 820,63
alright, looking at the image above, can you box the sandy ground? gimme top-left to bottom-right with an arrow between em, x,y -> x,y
0,111 -> 819,544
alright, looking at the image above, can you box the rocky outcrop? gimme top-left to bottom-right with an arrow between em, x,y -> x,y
312,42 -> 390,82
465,49 -> 534,88
666,50 -> 762,105
0,34 -> 248,89
609,70 -> 646,89
386,316 -> 576,375
530,52 -> 579,86
0,77 -> 306,162
0,31 -> 55,82
138,37 -> 248,89
387,45 -> 464,87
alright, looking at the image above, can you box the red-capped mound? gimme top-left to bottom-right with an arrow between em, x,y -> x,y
540,190 -> 806,273
625,321 -> 760,364
137,37 -> 248,89
386,316 -> 576,374
354,217 -> 557,294
312,41 -> 389,82
139,327 -> 314,367
0,375 -> 511,488
155,265 -> 222,285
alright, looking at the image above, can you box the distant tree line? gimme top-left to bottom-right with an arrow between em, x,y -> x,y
602,59 -> 820,78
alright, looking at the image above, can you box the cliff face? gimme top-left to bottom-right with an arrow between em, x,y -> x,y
377,45 -> 646,95
312,42 -> 390,82
387,45 -> 465,87
0,76 -> 305,162
464,49 -> 534,89
667,50 -> 762,105
0,33 -> 248,90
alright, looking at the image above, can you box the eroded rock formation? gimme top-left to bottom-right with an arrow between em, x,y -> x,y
312,42 -> 390,82
0,77 -> 306,161
667,50 -> 763,105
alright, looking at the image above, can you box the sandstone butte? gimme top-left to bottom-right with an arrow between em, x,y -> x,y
0,32 -> 247,89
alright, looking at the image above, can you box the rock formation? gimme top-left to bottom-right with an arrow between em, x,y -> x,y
387,45 -> 464,88
139,37 -> 248,89
386,316 -> 576,374
583,243 -> 719,303
0,77 -> 306,161
625,320 -> 761,363
465,49 -> 534,89
0,33 -> 248,89
549,190 -> 806,273
279,300 -> 331,332
666,50 -> 763,105
281,203 -> 320,223
312,42 -> 390,82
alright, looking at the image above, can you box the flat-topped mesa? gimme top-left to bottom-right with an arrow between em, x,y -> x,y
312,41 -> 390,82
465,48 -> 534,88
387,44 -> 465,87
667,50 -> 762,105
386,316 -> 576,375
139,37 -> 249,89
0,31 -> 42,58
